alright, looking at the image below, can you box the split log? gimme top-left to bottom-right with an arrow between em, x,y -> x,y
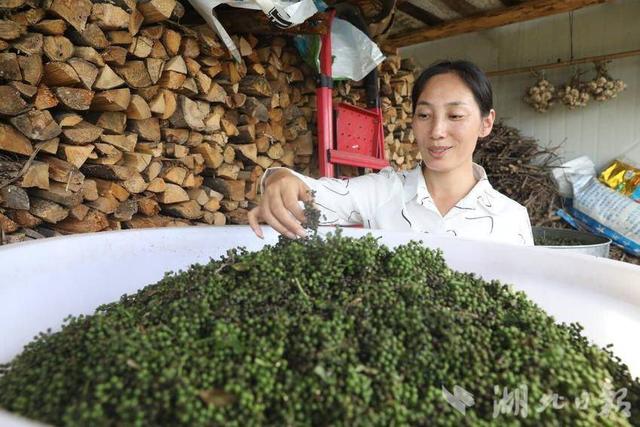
18,54 -> 43,85
91,88 -> 131,111
29,181 -> 82,207
32,19 -> 67,35
129,36 -> 153,58
46,0 -> 92,32
35,84 -> 58,109
122,152 -> 152,172
96,111 -> 127,133
157,182 -> 188,203
7,209 -> 42,228
124,214 -> 188,228
54,87 -> 94,110
137,197 -> 160,216
126,94 -> 151,119
0,185 -> 30,210
138,0 -> 176,24
94,64 -> 126,89
68,204 -> 90,221
101,133 -> 137,152
62,120 -> 102,144
68,57 -> 98,89
204,177 -> 245,202
91,142 -> 122,165
146,176 -> 166,192
59,143 -> 94,167
86,194 -> 119,214
161,199 -> 202,220
113,199 -> 138,221
90,3 -> 129,30
29,197 -> 68,223
193,143 -> 223,169
81,179 -> 98,201
54,208 -> 108,233
0,85 -> 29,116
0,52 -> 22,80
73,46 -> 105,66
21,161 -> 49,190
128,117 -> 160,141
0,122 -> 33,155
101,45 -> 127,65
115,60 -> 152,88
10,109 -> 61,141
0,212 -> 18,233
43,35 -> 73,61
40,155 -> 84,190
43,61 -> 80,86
80,163 -> 135,181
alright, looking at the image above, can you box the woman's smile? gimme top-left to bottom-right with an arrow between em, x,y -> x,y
427,146 -> 453,159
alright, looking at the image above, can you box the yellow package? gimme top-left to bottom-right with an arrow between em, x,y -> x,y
599,159 -> 640,202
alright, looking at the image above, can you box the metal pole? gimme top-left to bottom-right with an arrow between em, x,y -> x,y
316,9 -> 336,178
486,49 -> 640,78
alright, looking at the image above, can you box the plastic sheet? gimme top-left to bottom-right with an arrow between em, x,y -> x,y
296,18 -> 385,81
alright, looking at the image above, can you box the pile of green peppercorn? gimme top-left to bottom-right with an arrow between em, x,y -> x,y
0,230 -> 638,426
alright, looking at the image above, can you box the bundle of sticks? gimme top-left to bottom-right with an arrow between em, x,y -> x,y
474,121 -> 563,227
476,123 -> 639,265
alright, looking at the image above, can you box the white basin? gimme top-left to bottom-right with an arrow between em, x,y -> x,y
1,226 -> 639,426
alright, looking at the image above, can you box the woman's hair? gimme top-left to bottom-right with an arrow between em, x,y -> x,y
411,60 -> 493,117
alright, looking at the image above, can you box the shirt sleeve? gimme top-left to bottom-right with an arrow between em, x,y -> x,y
518,206 -> 535,246
260,167 -> 396,226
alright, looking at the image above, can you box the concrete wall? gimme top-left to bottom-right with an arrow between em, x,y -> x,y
400,0 -> 640,169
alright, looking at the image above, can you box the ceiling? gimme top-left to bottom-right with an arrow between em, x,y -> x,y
323,0 -> 608,49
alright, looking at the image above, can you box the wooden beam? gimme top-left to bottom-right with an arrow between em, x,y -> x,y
397,1 -> 444,26
384,0 -> 609,48
443,0 -> 480,16
215,9 -> 330,35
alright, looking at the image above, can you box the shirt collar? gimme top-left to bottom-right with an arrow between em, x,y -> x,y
403,162 -> 494,209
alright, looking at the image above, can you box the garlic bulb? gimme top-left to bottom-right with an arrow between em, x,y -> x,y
558,71 -> 591,109
524,79 -> 556,113
587,62 -> 627,101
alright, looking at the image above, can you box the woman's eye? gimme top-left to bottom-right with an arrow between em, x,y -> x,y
417,113 -> 430,119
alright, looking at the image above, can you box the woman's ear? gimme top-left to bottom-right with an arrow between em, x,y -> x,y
479,109 -> 496,138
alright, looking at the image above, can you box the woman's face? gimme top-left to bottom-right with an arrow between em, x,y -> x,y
412,72 -> 495,174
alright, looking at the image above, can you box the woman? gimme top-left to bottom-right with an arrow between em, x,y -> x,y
248,60 -> 534,245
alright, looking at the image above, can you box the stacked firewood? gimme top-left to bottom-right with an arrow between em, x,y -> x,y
0,0 -> 317,243
380,55 -> 419,170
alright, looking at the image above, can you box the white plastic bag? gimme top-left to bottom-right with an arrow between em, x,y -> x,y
551,155 -> 596,198
330,18 -> 385,81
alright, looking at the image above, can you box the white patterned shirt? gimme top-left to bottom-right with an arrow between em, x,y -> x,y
262,163 -> 534,246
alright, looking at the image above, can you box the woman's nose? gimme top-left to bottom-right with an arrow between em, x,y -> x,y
430,116 -> 447,139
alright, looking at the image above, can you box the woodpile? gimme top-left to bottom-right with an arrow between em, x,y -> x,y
380,55 -> 420,170
0,0 -> 316,243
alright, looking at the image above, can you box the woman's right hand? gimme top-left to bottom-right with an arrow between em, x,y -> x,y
248,169 -> 313,239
